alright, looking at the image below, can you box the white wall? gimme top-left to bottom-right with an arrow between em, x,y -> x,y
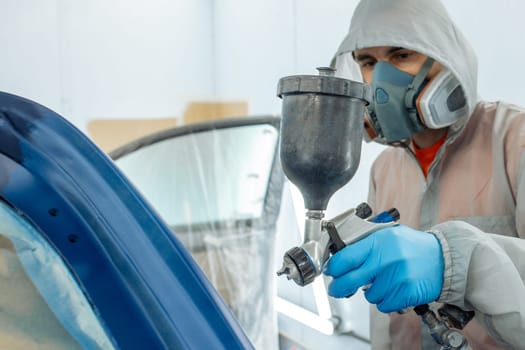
1,0 -> 63,113
212,0 -> 295,115
445,1 -> 525,104
1,0 -> 214,131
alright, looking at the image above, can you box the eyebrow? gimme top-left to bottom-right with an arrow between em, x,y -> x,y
353,47 -> 405,63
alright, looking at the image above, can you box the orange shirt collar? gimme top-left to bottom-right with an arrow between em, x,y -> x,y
413,134 -> 447,178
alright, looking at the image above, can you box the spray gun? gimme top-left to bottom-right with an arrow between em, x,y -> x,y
275,66 -> 395,284
275,67 -> 473,349
276,201 -> 400,286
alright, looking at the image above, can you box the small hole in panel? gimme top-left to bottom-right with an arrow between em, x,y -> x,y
68,234 -> 79,243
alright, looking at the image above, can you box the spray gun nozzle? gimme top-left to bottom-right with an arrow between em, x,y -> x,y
276,266 -> 289,277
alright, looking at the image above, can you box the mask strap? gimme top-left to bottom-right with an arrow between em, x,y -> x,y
404,57 -> 435,133
404,57 -> 435,109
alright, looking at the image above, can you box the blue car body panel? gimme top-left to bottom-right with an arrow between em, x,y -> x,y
0,91 -> 253,349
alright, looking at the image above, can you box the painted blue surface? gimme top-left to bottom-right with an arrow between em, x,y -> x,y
0,91 -> 253,349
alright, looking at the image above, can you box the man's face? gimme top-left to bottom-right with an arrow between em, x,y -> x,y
353,46 -> 442,84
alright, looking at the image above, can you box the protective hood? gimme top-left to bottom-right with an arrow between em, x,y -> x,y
332,0 -> 479,129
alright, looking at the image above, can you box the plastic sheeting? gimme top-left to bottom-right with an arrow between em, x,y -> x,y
112,117 -> 284,350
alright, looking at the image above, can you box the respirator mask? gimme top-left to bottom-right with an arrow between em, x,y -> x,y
364,57 -> 468,145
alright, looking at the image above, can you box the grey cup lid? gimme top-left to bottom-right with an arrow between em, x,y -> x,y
277,67 -> 371,104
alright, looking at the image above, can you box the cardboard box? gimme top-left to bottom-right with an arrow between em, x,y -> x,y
87,117 -> 178,153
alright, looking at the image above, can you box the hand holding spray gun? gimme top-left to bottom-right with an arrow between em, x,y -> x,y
276,68 -> 473,349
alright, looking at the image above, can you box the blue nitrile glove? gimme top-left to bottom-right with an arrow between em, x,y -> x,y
323,225 -> 444,313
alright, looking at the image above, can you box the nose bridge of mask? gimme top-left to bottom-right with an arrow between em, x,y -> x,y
373,61 -> 415,87
372,62 -> 412,107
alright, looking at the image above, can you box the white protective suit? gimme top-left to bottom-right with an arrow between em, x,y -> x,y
332,0 -> 525,349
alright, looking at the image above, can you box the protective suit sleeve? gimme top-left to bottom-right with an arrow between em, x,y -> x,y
430,220 -> 525,348
514,146 -> 525,238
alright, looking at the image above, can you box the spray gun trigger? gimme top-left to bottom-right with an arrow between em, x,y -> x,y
325,221 -> 346,253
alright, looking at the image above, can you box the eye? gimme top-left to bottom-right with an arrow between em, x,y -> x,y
359,60 -> 376,70
393,51 -> 413,60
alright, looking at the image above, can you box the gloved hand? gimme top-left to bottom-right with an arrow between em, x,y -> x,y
323,224 -> 444,313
